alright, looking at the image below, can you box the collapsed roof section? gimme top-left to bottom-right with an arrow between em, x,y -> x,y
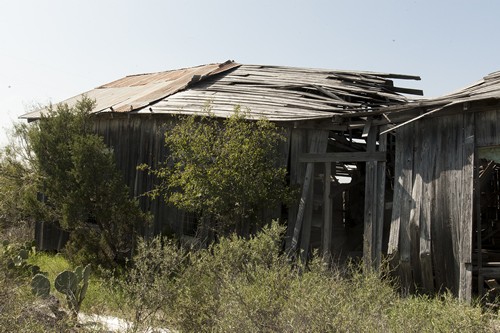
21,60 -> 422,122
338,70 -> 500,133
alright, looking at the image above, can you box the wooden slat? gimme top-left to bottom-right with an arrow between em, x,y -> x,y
459,112 -> 474,302
323,162 -> 332,259
363,124 -> 377,270
374,128 -> 387,269
299,151 -> 386,163
418,121 -> 433,293
389,124 -> 415,292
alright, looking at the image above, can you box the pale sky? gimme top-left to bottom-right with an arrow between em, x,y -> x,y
1,0 -> 500,147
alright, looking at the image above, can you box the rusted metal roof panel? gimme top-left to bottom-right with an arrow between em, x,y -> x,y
21,61 -> 240,119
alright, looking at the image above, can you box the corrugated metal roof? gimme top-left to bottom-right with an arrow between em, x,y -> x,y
21,61 -> 422,122
21,60 -> 240,119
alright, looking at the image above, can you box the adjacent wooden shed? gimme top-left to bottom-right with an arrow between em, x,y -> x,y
340,71 -> 500,302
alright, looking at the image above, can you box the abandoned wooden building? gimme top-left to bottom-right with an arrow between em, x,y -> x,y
344,70 -> 500,302
32,60 -> 500,299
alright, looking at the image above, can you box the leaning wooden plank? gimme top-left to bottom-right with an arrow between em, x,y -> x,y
380,102 -> 456,135
289,130 -> 329,254
300,163 -> 315,262
459,112 -> 474,302
388,161 -> 403,257
285,129 -> 306,250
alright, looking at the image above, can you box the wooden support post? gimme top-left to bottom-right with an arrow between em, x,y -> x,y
374,128 -> 387,269
363,124 -> 378,270
459,112 -> 474,302
323,162 -> 332,259
476,161 -> 483,296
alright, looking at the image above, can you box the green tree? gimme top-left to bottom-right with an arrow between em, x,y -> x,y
26,97 -> 148,266
0,124 -> 41,238
146,107 -> 293,235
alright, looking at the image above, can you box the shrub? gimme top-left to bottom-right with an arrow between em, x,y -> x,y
23,97 -> 149,267
112,236 -> 187,332
144,108 -> 294,235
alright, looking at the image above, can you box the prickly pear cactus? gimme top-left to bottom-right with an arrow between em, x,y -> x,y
80,264 -> 91,301
54,265 -> 91,318
54,271 -> 78,296
31,274 -> 51,298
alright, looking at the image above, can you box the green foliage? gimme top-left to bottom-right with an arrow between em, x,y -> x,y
31,274 -> 50,298
0,242 -> 79,332
24,97 -> 149,266
119,221 -> 492,333
145,107 -> 293,233
30,263 -> 91,319
112,236 -> 186,332
1,240 -> 42,278
53,264 -> 91,318
28,252 -> 71,278
2,230 -> 496,332
0,124 -> 40,231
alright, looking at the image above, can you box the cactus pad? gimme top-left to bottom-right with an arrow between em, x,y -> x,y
31,274 -> 51,298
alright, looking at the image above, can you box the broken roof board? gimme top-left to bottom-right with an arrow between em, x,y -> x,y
342,70 -> 500,121
21,61 -> 423,122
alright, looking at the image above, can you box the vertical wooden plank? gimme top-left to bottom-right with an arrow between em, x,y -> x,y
476,149 -> 483,296
375,127 -> 387,269
323,162 -> 332,259
363,124 -> 377,269
418,121 -> 434,293
428,115 -> 460,294
459,112 -> 474,302
389,124 -> 415,292
408,120 -> 422,290
475,109 -> 498,147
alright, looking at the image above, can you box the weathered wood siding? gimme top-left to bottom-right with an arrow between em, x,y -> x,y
93,114 -> 292,239
391,111 -> 476,295
93,114 -> 184,237
476,109 -> 500,147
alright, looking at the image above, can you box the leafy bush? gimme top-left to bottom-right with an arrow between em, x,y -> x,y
111,236 -> 186,332
0,125 -> 40,238
22,97 -> 149,267
144,108 -> 294,235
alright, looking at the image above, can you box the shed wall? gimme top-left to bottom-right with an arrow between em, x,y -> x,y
391,111 -> 475,295
93,115 -> 184,237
